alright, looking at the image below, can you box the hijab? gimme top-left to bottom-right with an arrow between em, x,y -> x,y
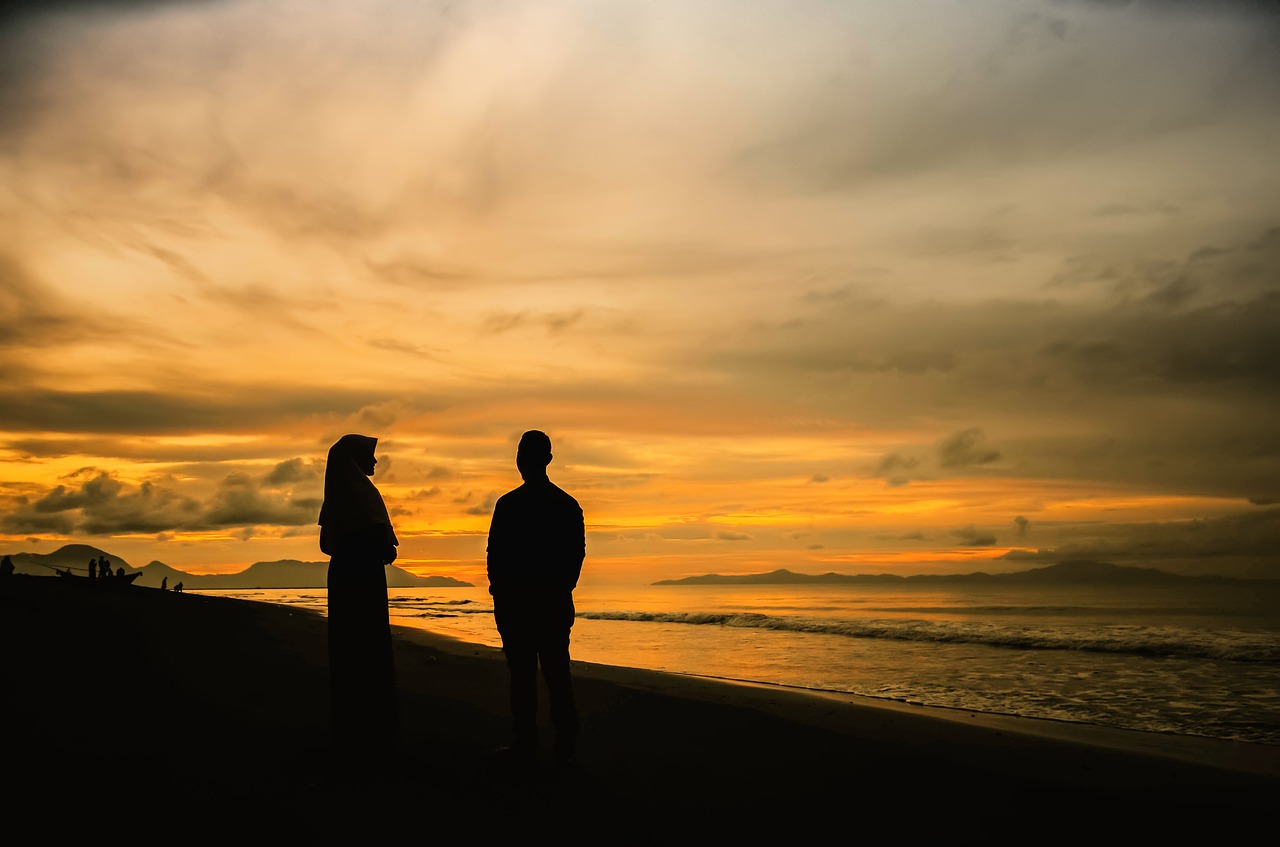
318,434 -> 397,555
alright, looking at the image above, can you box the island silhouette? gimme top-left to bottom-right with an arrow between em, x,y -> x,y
6,545 -> 1276,589
2,543 -> 472,589
652,560 -> 1273,586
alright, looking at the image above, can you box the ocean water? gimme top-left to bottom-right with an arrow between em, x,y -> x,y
195,580 -> 1280,747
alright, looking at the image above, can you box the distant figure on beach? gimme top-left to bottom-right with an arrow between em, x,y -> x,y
98,556 -> 109,578
174,582 -> 183,593
1,555 -> 13,577
161,576 -> 168,591
318,433 -> 399,767
88,558 -> 97,580
486,429 -> 585,767
115,566 -> 124,579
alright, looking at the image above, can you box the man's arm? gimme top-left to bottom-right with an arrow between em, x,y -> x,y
566,498 -> 585,591
486,495 -> 508,596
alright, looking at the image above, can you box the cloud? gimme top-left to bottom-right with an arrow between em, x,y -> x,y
204,471 -> 320,528
0,255 -> 114,376
938,429 -> 1001,469
998,508 -> 1280,565
463,491 -> 499,516
366,338 -> 449,361
1052,227 -> 1280,311
263,458 -> 314,487
952,526 -> 998,547
0,385 -> 432,435
0,464 -> 320,536
19,469 -> 205,535
1014,515 -> 1030,537
734,0 -> 1280,192
481,309 -> 586,337
870,429 -> 1001,485
874,453 -> 923,487
1,0 -> 1278,577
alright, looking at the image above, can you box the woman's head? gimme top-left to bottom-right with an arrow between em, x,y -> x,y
329,433 -> 378,477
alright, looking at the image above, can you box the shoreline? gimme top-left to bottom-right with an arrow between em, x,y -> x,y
396,624 -> 1280,781
4,574 -> 1277,834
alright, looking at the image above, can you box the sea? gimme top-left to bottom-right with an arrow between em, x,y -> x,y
192,579 -> 1280,748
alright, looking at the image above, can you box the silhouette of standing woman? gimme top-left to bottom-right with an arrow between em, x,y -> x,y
318,434 -> 399,767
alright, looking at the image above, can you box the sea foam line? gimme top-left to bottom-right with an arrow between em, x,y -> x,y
573,610 -> 1280,663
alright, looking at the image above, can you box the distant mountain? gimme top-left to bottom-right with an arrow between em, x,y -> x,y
652,560 -> 1260,586
135,559 -> 472,589
2,544 -> 472,589
5,543 -> 137,578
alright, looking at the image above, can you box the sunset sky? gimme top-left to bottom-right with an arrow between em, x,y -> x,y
2,0 -> 1278,586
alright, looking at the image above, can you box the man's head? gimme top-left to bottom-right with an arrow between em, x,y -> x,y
516,430 -> 553,481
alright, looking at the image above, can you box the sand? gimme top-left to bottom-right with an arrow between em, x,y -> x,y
3,574 -> 1276,837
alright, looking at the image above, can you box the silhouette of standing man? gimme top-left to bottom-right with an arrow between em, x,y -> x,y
319,434 -> 399,770
487,430 -> 585,767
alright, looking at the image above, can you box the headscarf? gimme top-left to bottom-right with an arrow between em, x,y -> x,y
318,434 -> 397,555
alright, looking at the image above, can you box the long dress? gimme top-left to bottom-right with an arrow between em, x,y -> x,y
318,435 -> 399,764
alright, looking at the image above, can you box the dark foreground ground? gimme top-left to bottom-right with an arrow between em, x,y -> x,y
3,574 -> 1276,838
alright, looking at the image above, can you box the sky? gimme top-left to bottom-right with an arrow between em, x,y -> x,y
2,0 -> 1279,586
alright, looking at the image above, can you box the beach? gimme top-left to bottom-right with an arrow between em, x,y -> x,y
4,575 -> 1276,838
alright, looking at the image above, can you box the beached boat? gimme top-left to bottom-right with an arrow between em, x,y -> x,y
56,568 -> 142,585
